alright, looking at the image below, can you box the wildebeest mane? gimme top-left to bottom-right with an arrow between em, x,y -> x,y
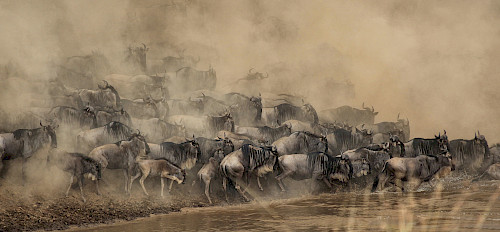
157,141 -> 198,167
274,103 -> 300,125
307,152 -> 345,177
241,144 -> 275,172
105,121 -> 132,139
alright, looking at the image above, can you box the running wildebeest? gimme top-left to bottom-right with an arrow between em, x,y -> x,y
319,103 -> 378,126
198,149 -> 225,204
271,131 -> 328,156
0,122 -> 57,180
87,132 -> 150,194
76,121 -> 134,153
131,118 -> 186,144
449,131 -> 489,171
327,128 -> 373,155
403,130 -> 450,157
274,103 -> 318,125
276,152 -> 353,193
234,124 -> 292,143
220,144 -> 278,201
371,152 -> 455,192
49,106 -> 97,129
166,113 -> 234,138
130,158 -> 186,197
47,151 -> 102,202
147,139 -> 200,171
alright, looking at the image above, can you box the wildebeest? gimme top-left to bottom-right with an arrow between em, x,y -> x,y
147,139 -> 200,170
358,114 -> 410,142
167,97 -> 204,116
281,120 -> 325,135
276,152 -> 353,193
403,131 -> 450,157
195,137 -> 234,164
223,92 -> 262,126
371,152 -> 454,192
220,144 -> 278,201
234,124 -> 291,143
449,131 -> 489,171
131,118 -> 186,144
197,93 -> 231,116
47,151 -> 102,202
327,128 -> 373,155
473,163 -> 500,181
272,131 -> 328,156
76,121 -> 134,153
166,113 -> 234,138
95,108 -> 132,127
371,129 -> 406,144
87,132 -> 150,194
342,146 -> 393,189
0,122 -> 57,179
198,149 -> 225,204
104,74 -> 168,101
56,51 -> 110,89
49,106 -> 97,129
130,158 -> 186,197
79,80 -> 122,110
274,103 -> 318,125
173,66 -> 216,92
122,98 -> 161,120
319,103 -> 378,126
160,49 -> 200,72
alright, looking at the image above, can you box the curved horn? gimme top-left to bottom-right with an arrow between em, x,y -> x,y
40,121 -> 43,127
475,132 -> 477,138
444,130 -> 447,135
477,130 -> 480,136
142,43 -> 146,49
136,129 -> 141,135
249,68 -> 254,74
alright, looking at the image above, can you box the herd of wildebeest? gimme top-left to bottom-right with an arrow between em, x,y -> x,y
1,46 -> 499,204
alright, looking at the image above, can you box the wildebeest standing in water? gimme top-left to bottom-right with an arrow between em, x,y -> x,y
76,121 -> 134,153
47,151 -> 101,202
403,131 -> 450,158
449,131 -> 489,172
87,133 -> 150,194
130,158 -> 186,197
276,152 -> 352,193
371,152 -> 454,192
318,103 -> 378,126
274,103 -> 318,125
166,113 -> 234,138
327,128 -> 373,156
0,122 -> 57,180
220,144 -> 278,201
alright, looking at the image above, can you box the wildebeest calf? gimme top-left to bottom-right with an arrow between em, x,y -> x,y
130,159 -> 186,197
198,149 -> 225,204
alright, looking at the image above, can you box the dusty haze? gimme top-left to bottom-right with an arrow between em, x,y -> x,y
1,0 -> 499,142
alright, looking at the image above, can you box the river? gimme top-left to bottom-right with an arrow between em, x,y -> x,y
73,181 -> 500,231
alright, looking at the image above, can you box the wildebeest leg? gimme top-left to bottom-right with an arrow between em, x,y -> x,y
78,175 -> 86,203
203,177 -> 212,204
123,170 -> 129,194
129,171 -> 142,193
275,170 -> 293,192
256,176 -> 264,191
139,173 -> 149,196
160,177 -> 165,198
168,179 -> 174,192
235,182 -> 250,202
222,177 -> 229,203
65,175 -> 74,197
394,178 -> 404,192
95,179 -> 101,195
322,177 -> 335,193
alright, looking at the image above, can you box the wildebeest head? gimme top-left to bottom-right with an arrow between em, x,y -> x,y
128,131 -> 150,155
301,104 -> 319,124
435,130 -> 450,153
186,137 -> 201,156
437,151 -> 455,171
355,128 -> 373,146
330,156 -> 352,183
41,121 -> 58,148
83,157 -> 102,181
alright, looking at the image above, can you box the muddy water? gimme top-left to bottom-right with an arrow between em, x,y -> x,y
74,182 -> 500,232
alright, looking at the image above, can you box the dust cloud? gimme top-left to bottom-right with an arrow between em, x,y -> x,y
1,0 -> 499,141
